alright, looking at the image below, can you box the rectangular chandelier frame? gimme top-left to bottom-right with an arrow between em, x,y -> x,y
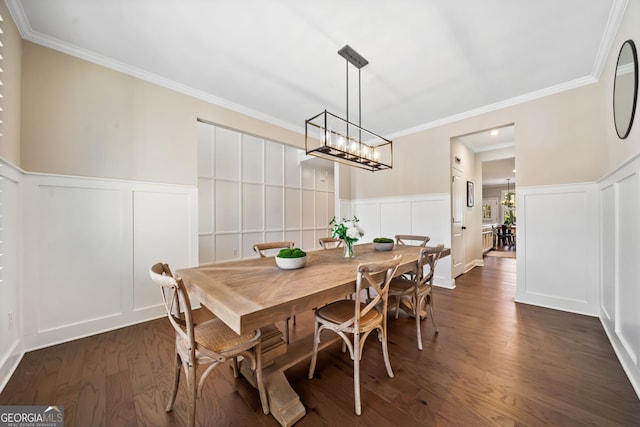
305,44 -> 392,172
305,110 -> 393,172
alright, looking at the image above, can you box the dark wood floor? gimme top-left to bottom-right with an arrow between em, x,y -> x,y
2,257 -> 639,426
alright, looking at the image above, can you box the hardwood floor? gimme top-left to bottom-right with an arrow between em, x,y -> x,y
2,257 -> 639,426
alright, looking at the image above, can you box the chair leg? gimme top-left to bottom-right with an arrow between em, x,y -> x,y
285,317 -> 290,344
283,315 -> 297,344
380,326 -> 394,378
428,295 -> 439,333
416,298 -> 423,351
166,350 -> 181,412
232,357 -> 239,379
255,344 -> 270,415
353,332 -> 362,416
307,320 -> 320,379
187,363 -> 197,427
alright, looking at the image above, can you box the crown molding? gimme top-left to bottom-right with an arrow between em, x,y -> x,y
5,0 -> 628,141
591,0 -> 629,79
5,1 -> 305,136
388,75 -> 598,140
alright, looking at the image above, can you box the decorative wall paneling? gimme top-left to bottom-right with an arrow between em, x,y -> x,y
197,122 -> 335,264
0,161 -> 23,391
349,193 -> 454,289
21,173 -> 198,350
515,183 -> 599,316
599,153 -> 640,398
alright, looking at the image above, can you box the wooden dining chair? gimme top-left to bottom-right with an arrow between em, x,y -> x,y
149,263 -> 269,426
395,234 -> 431,279
395,234 -> 431,247
253,241 -> 296,343
388,245 -> 445,350
253,241 -> 295,257
318,237 -> 344,249
308,255 -> 402,415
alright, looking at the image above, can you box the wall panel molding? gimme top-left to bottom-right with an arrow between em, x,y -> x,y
197,122 -> 335,264
21,173 -> 197,350
0,159 -> 24,392
347,193 -> 453,289
515,183 -> 599,315
599,152 -> 640,398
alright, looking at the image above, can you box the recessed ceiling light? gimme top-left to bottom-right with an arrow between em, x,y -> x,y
490,129 -> 499,136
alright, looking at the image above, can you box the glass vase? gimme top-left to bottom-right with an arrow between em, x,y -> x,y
344,240 -> 356,258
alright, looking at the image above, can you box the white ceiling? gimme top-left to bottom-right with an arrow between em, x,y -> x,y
7,0 -> 626,141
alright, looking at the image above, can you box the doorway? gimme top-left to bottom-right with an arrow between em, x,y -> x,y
450,124 -> 516,277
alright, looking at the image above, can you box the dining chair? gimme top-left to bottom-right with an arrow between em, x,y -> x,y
253,241 -> 295,257
253,241 -> 296,343
388,244 -> 445,350
318,237 -> 344,249
499,224 -> 513,247
149,263 -> 269,426
395,234 -> 431,279
507,224 -> 516,247
394,234 -> 431,247
307,255 -> 402,415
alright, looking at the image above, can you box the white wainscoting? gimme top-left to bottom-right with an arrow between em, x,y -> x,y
515,183 -> 599,316
348,193 -> 454,289
21,173 -> 197,350
599,154 -> 640,398
0,160 -> 24,392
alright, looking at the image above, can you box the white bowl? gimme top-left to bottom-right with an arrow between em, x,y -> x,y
275,255 -> 307,270
373,242 -> 394,251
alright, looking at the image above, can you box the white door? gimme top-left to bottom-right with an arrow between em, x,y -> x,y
451,167 -> 465,278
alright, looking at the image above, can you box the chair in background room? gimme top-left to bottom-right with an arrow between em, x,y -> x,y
388,244 -> 445,350
149,263 -> 269,426
507,224 -> 516,247
253,241 -> 296,343
308,255 -> 402,415
498,224 -> 513,247
318,237 -> 344,249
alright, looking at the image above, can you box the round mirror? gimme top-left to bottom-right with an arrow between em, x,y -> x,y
614,40 -> 638,139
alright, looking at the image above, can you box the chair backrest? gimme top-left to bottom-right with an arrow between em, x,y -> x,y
253,241 -> 294,257
319,237 -> 344,249
395,234 -> 430,247
416,244 -> 446,286
354,255 -> 402,327
149,263 -> 195,356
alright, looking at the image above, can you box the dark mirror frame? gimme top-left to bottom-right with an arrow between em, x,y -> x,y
613,39 -> 638,139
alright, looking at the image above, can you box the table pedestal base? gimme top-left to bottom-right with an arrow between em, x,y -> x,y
240,329 -> 342,426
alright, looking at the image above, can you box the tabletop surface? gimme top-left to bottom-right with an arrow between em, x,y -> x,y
177,243 -> 435,334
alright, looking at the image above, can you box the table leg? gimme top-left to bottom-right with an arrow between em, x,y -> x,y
240,330 -> 342,426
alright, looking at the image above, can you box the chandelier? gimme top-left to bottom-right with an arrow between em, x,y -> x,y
501,178 -> 516,209
305,45 -> 392,172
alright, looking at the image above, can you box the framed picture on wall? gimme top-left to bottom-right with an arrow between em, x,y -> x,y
467,181 -> 474,207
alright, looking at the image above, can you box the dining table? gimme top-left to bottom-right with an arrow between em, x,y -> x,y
177,242 -> 448,426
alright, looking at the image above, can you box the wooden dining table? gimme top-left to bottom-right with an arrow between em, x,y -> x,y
176,243 -> 445,426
